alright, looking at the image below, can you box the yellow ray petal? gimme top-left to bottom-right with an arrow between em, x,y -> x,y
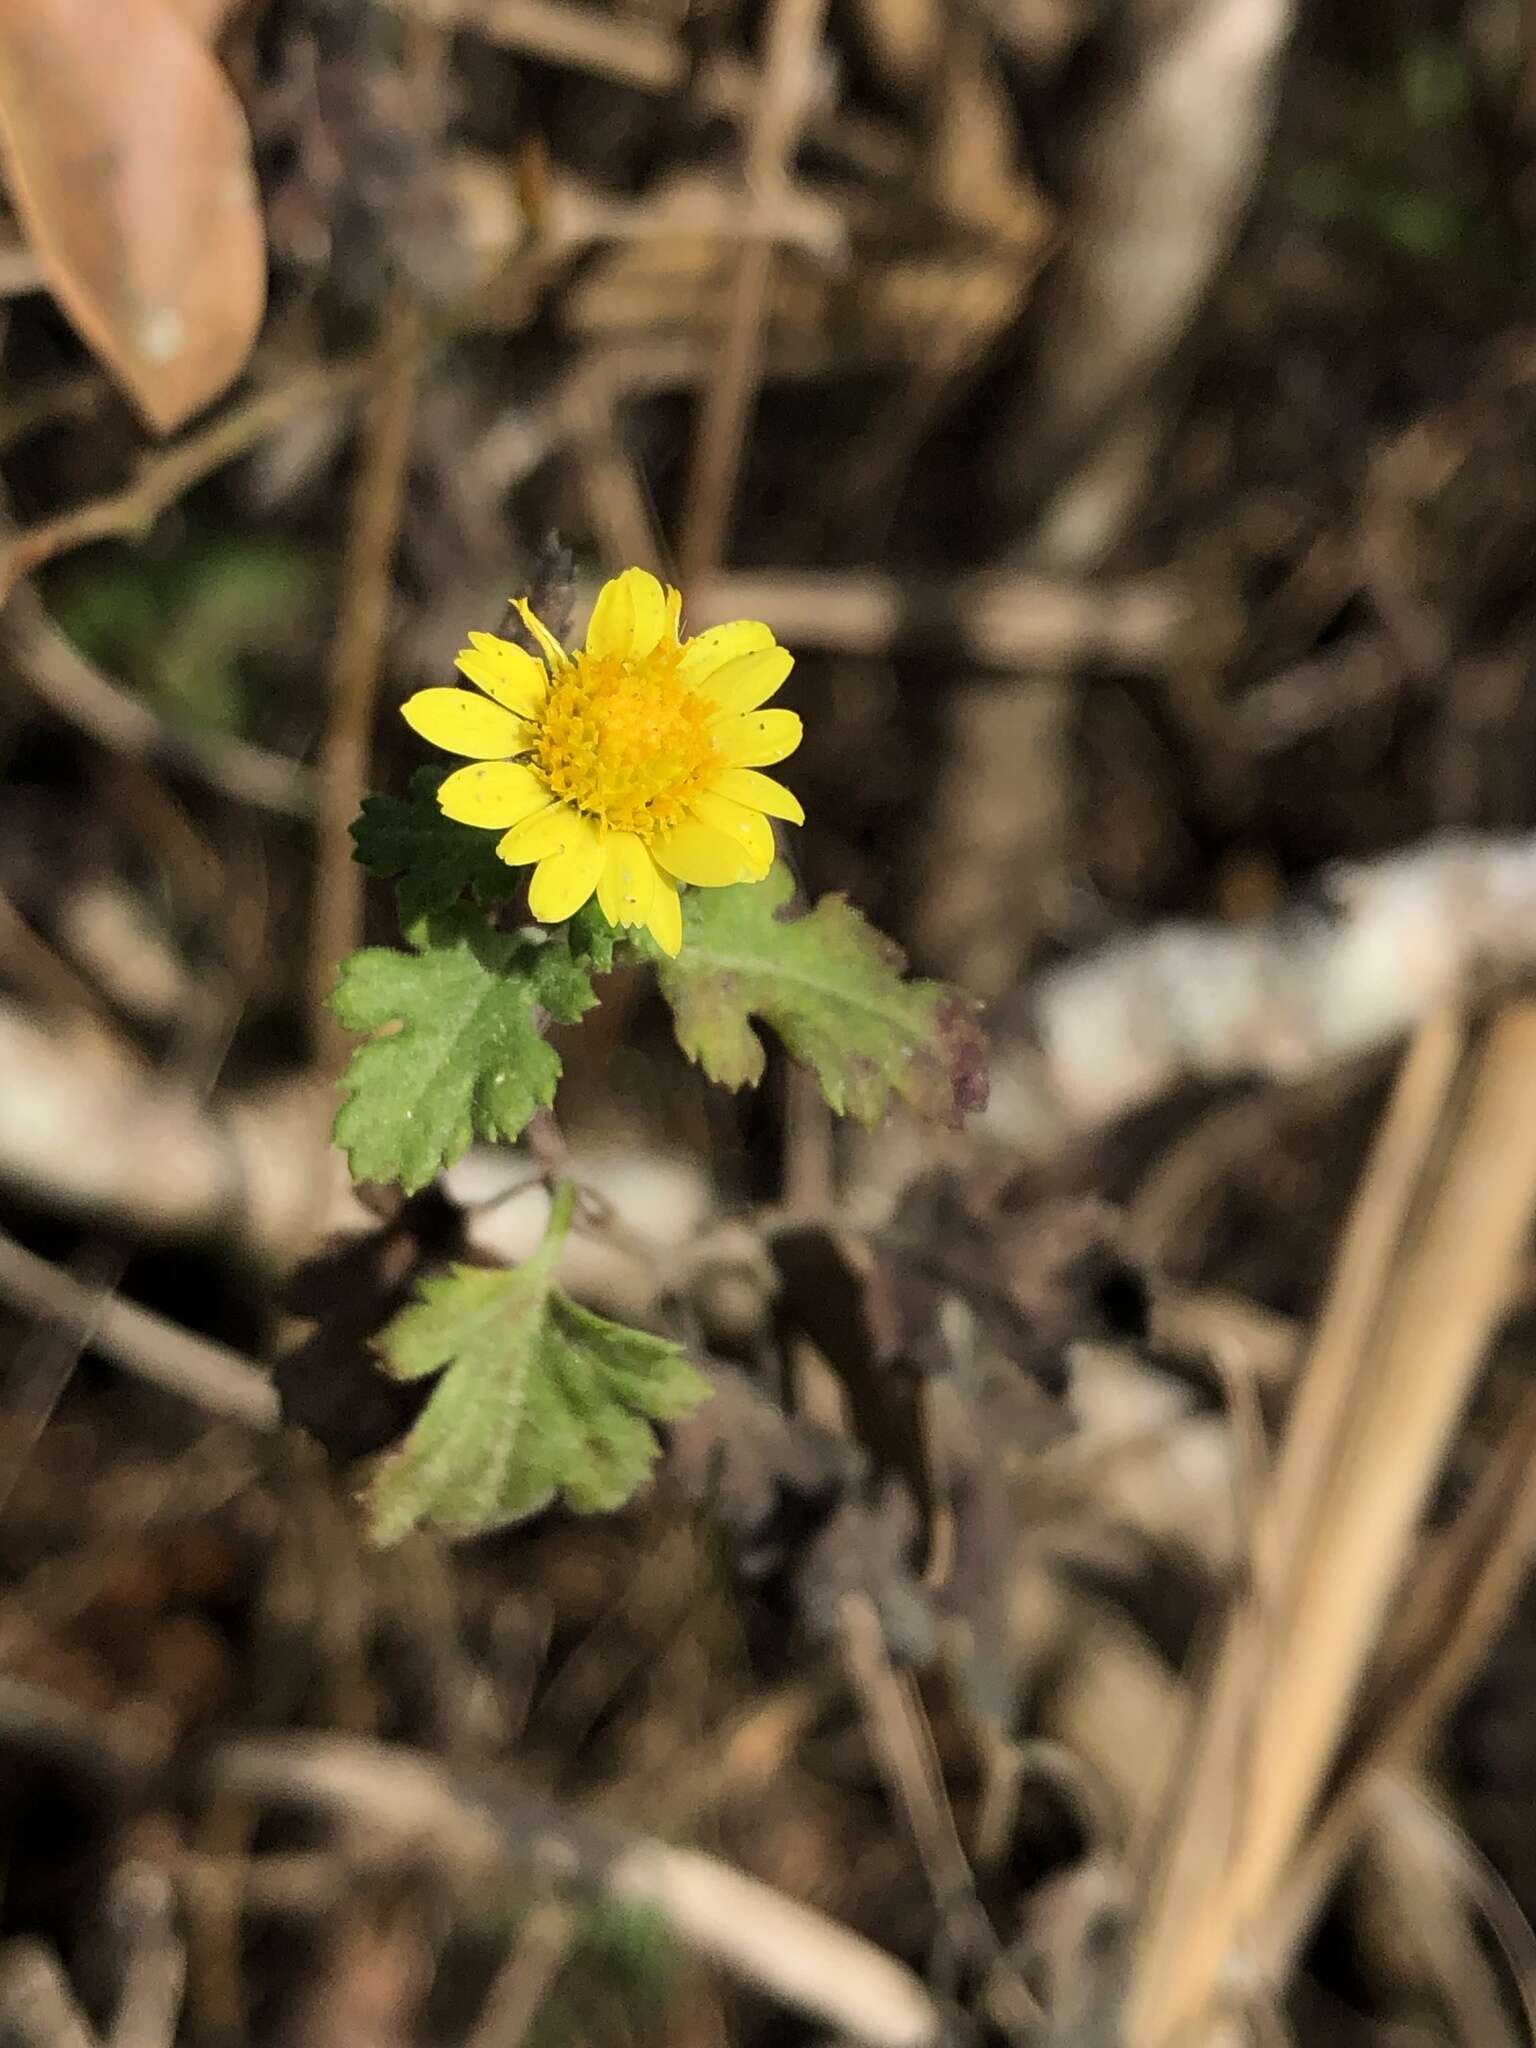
496,802 -> 582,868
677,620 -> 775,686
644,868 -> 682,956
437,761 -> 551,828
713,707 -> 802,767
652,816 -> 755,887
694,647 -> 793,717
528,818 -> 604,922
690,790 -> 776,878
586,568 -> 668,662
713,766 -> 804,824
456,633 -> 548,717
664,585 -> 683,643
596,830 -> 656,928
512,598 -> 570,670
402,688 -> 527,760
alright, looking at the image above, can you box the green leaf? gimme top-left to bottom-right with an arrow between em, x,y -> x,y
331,909 -> 597,1193
577,1901 -> 676,2009
353,766 -> 524,926
650,863 -> 987,1127
565,897 -> 617,973
365,1184 -> 711,1543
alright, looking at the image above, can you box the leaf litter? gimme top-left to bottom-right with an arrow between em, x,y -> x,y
4,8 -> 1536,2048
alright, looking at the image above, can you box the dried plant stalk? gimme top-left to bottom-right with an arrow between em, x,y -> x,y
309,301 -> 426,1076
1262,1379 -> 1536,1976
677,0 -> 830,582
1124,1000 -> 1536,2048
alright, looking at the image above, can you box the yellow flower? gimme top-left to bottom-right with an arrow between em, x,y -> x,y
400,567 -> 803,957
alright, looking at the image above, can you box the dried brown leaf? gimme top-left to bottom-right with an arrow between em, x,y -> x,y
167,0 -> 245,38
0,0 -> 266,433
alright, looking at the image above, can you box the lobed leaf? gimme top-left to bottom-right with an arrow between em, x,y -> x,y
651,863 -> 988,1127
331,908 -> 596,1193
365,1188 -> 710,1543
352,766 -> 524,927
565,897 -> 618,973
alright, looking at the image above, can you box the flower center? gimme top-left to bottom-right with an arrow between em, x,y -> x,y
532,645 -> 717,837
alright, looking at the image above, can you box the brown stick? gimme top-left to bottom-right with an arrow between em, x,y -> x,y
307,305 -> 426,1074
688,565 -> 1203,671
676,0 -> 830,583
0,363 -> 366,609
839,1592 -> 1042,2036
0,1222 -> 278,1431
391,0 -> 689,91
212,1733 -> 945,2048
0,228 -> 44,297
0,1942 -> 99,2048
465,1901 -> 580,2048
383,0 -> 906,181
0,875 -> 115,1023
105,1863 -> 187,2048
5,592 -> 315,817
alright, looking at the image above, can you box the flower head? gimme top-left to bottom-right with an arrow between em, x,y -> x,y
401,568 -> 803,957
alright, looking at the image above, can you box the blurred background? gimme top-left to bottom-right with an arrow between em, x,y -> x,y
6,1 -> 1536,2043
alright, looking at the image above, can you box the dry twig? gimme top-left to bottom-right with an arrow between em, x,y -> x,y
0,872 -> 116,1024
677,0 -> 831,582
840,1591 -> 1042,2035
0,836 -> 267,1515
212,1733 -> 946,2048
0,1942 -> 99,2048
308,303 -> 427,1073
0,1001 -> 336,1262
384,0 -> 906,180
106,1863 -> 187,2048
689,564 -> 1206,672
3,591 -> 316,817
465,1900 -> 580,2048
0,228 -> 44,298
0,1220 -> 278,1430
0,362 -> 367,608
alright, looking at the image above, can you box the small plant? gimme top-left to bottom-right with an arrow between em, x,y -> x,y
333,566 -> 987,1544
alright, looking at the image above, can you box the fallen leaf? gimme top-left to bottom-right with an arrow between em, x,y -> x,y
0,0 -> 266,432
168,0 -> 245,39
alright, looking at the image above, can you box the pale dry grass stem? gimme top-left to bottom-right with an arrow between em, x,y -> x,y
1125,1001 -> 1536,2047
